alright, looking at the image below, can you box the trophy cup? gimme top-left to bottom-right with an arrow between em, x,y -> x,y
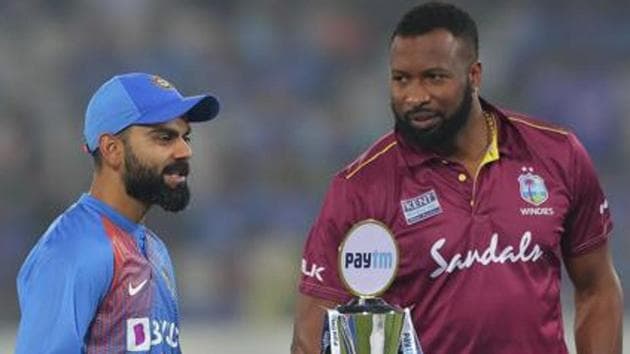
322,220 -> 423,354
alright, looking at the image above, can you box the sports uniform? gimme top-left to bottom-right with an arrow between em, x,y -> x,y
16,72 -> 220,353
299,99 -> 613,354
16,194 -> 181,353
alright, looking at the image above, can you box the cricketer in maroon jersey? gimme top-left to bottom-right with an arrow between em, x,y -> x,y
291,3 -> 622,354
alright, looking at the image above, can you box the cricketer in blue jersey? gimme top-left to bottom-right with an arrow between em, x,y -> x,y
16,72 -> 220,353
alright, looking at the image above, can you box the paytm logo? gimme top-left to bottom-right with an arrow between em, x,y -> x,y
339,220 -> 399,297
344,251 -> 393,269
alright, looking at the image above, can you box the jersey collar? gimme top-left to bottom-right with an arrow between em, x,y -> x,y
396,97 -> 515,168
78,193 -> 144,235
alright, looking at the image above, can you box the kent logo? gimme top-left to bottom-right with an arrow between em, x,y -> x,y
344,251 -> 393,269
401,190 -> 442,225
401,193 -> 435,211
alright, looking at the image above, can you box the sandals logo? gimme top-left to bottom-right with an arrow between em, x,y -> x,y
429,231 -> 544,278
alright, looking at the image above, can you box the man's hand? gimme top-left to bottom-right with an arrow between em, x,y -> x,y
291,294 -> 338,354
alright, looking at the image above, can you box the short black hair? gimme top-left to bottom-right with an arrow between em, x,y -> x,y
391,2 -> 479,59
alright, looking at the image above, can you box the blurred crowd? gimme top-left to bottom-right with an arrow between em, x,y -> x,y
0,0 -> 628,326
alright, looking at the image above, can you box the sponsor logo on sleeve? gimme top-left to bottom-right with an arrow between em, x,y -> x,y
301,259 -> 325,282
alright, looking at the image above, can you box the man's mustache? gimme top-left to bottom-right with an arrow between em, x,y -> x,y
404,105 -> 439,119
162,160 -> 189,176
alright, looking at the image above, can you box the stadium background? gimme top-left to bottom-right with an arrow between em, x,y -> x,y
0,1 -> 628,352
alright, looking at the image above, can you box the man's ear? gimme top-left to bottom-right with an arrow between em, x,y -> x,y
98,134 -> 125,170
469,61 -> 482,92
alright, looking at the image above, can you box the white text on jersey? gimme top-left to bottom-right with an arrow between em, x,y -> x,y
520,207 -> 554,216
301,258 -> 325,282
430,231 -> 544,278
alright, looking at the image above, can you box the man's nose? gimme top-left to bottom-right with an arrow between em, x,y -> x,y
173,137 -> 193,160
404,82 -> 431,106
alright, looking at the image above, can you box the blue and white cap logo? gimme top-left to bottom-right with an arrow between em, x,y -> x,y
338,220 -> 399,297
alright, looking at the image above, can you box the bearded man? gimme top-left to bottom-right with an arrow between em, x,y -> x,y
292,2 -> 622,354
16,72 -> 220,353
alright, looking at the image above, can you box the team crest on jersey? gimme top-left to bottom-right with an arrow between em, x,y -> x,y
518,167 -> 548,206
401,189 -> 442,225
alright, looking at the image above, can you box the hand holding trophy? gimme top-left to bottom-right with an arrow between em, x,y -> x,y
322,220 -> 423,354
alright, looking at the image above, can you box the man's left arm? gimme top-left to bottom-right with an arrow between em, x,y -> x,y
560,133 -> 623,353
564,243 -> 623,354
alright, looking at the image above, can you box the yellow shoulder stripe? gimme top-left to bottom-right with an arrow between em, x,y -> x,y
508,116 -> 569,135
345,141 -> 398,179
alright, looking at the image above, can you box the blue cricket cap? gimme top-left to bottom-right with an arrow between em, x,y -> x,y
84,72 -> 220,152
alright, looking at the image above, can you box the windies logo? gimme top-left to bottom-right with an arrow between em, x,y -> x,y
518,167 -> 548,206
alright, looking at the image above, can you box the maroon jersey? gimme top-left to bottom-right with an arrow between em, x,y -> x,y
299,99 -> 613,354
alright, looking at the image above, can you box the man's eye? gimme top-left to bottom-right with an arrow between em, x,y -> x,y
428,73 -> 447,81
157,134 -> 173,141
183,135 -> 191,143
392,75 -> 408,83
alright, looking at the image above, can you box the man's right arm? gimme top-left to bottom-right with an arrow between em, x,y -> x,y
15,227 -> 113,354
291,293 -> 339,354
293,175 -> 359,353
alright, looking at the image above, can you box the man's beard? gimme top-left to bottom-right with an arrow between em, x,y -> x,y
394,82 -> 473,155
122,145 -> 190,212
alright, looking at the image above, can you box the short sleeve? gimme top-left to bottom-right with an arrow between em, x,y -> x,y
561,133 -> 613,257
15,227 -> 113,354
298,175 -> 360,303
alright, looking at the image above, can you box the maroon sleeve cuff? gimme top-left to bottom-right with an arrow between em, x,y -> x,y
299,280 -> 353,304
564,222 -> 612,257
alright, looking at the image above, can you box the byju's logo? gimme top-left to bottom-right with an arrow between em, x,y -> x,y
127,318 -> 150,351
126,317 -> 180,351
344,251 -> 393,269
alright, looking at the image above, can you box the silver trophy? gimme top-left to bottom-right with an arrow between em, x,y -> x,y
323,220 -> 423,354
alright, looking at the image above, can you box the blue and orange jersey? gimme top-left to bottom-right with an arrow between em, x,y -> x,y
16,194 -> 182,353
